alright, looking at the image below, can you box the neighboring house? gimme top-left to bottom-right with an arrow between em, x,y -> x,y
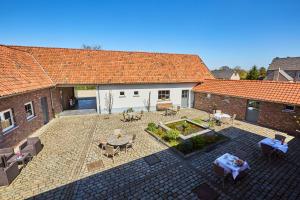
0,45 -> 213,147
266,57 -> 300,82
211,69 -> 240,80
193,79 -> 300,136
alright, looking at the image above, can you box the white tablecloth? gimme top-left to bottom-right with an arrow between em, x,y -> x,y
214,113 -> 231,121
214,153 -> 250,179
259,138 -> 288,153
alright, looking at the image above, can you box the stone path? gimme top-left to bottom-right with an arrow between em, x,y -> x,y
0,109 -> 299,200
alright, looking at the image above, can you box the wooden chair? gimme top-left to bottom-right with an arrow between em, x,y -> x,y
213,163 -> 228,188
104,145 -> 120,163
126,134 -> 136,153
98,137 -> 107,151
260,143 -> 275,161
275,134 -> 286,143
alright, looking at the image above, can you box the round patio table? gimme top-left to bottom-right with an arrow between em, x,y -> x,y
107,134 -> 131,146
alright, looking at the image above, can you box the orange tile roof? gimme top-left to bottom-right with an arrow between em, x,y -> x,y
0,46 -> 54,98
9,45 -> 213,85
193,79 -> 300,105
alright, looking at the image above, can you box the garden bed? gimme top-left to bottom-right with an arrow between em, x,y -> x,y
146,120 -> 229,158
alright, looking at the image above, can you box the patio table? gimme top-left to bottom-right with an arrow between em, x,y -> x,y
107,134 -> 131,146
213,113 -> 230,121
214,153 -> 250,180
258,138 -> 288,153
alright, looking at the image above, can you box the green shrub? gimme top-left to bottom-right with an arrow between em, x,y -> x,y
163,129 -> 180,141
147,122 -> 157,132
191,136 -> 206,149
127,108 -> 134,113
154,129 -> 165,137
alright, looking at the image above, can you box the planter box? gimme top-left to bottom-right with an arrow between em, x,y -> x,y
145,129 -> 230,159
158,119 -> 213,141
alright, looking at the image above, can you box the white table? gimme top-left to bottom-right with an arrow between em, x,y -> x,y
214,153 -> 250,179
213,113 -> 230,121
259,138 -> 288,153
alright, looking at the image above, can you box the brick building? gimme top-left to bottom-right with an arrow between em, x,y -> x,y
1,44 -> 299,148
193,79 -> 300,136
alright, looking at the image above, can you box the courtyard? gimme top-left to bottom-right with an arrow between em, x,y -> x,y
0,109 -> 299,200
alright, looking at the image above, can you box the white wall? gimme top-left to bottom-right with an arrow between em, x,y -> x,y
97,83 -> 197,114
74,89 -> 96,98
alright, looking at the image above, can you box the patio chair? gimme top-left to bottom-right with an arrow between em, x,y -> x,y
216,110 -> 221,114
19,137 -> 43,156
104,145 -> 120,163
135,110 -> 144,120
0,161 -> 20,186
275,134 -> 286,143
0,147 -> 14,160
122,111 -> 130,122
126,134 -> 136,153
213,163 -> 228,188
260,143 -> 275,161
98,137 -> 107,151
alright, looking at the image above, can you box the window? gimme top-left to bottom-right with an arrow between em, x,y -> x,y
283,105 -> 295,112
119,91 -> 125,97
25,101 -> 34,119
133,91 -> 139,96
158,90 -> 170,100
0,109 -> 15,132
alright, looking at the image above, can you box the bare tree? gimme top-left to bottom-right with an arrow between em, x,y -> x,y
105,91 -> 113,114
82,44 -> 102,50
143,91 -> 151,112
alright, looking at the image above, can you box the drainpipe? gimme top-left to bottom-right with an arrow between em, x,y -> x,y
96,85 -> 101,114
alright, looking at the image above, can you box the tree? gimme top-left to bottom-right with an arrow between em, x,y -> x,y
219,66 -> 231,70
259,67 -> 267,79
82,44 -> 102,50
246,65 -> 259,80
234,66 -> 248,80
105,90 -> 113,114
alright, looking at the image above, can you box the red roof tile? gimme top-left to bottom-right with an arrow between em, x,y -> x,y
193,79 -> 300,105
9,45 -> 213,85
0,46 -> 54,97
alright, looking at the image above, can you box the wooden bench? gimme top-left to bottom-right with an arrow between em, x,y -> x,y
156,102 -> 173,111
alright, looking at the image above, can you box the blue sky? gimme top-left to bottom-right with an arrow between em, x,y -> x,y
1,0 -> 300,70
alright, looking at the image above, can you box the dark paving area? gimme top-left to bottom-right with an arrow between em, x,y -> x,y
1,109 -> 299,200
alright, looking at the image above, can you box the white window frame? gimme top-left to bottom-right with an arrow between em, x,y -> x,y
158,90 -> 170,101
119,91 -> 125,97
133,91 -> 139,97
0,109 -> 15,132
25,101 -> 35,119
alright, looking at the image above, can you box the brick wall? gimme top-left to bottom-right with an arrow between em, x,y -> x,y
194,92 -> 247,120
194,92 -> 300,136
0,88 -> 62,148
258,102 -> 300,136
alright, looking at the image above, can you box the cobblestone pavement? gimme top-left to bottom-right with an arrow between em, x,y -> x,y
0,109 -> 299,200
